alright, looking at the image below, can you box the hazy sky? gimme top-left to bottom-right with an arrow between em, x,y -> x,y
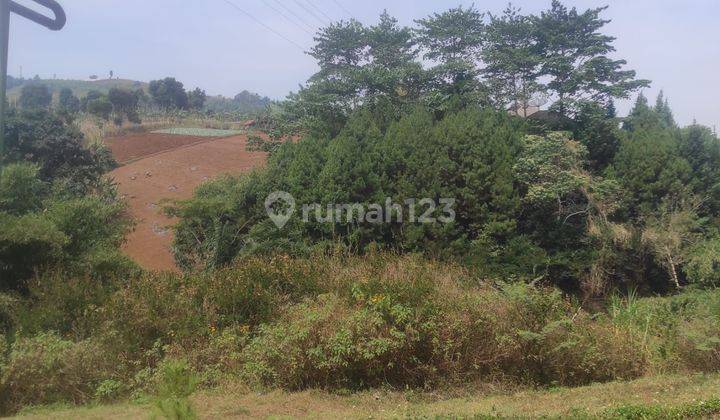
7,0 -> 720,128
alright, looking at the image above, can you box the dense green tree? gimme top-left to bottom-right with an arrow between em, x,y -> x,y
685,238 -> 720,288
309,12 -> 422,107
107,88 -> 140,124
514,132 -> 602,286
108,88 -> 138,114
148,77 -> 188,109
298,13 -> 428,133
172,106 -> 525,268
307,18 -> 367,109
168,3 -> 718,296
482,5 -> 543,111
232,90 -> 271,112
18,84 -> 52,110
622,93 -> 652,131
605,100 -> 617,118
654,90 -> 676,128
364,12 -> 424,107
533,1 -> 649,115
80,90 -> 104,112
641,198 -> 701,288
414,5 -> 485,107
86,97 -> 113,121
678,124 -> 720,217
57,88 -> 80,115
187,88 -> 207,110
612,116 -> 691,217
573,101 -> 621,172
2,109 -> 115,194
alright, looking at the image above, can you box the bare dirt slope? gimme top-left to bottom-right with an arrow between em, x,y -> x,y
108,134 -> 266,271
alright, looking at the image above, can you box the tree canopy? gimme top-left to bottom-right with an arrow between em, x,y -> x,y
148,77 -> 189,110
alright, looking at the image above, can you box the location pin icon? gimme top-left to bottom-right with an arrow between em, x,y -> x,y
265,191 -> 296,229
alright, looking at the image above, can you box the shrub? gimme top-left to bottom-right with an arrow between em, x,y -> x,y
94,379 -> 126,402
685,238 -> 720,288
18,84 -> 51,110
16,271 -> 115,339
3,109 -> 115,194
610,288 -> 720,372
239,255 -> 646,389
98,272 -> 209,356
45,196 -> 128,258
0,145 -> 128,292
165,327 -> 249,386
241,293 -> 413,389
97,256 -> 322,356
0,213 -> 68,291
0,333 -> 113,414
0,163 -> 46,215
151,359 -> 199,420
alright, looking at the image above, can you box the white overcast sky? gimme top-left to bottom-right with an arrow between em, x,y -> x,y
7,0 -> 720,129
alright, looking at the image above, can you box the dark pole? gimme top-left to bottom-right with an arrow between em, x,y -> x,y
0,0 -> 9,162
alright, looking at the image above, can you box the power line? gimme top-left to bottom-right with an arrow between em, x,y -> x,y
331,0 -> 354,20
305,0 -> 335,23
272,0 -> 317,33
293,0 -> 328,26
259,0 -> 313,35
221,0 -> 307,51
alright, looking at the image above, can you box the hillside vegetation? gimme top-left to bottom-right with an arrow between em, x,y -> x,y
1,1 -> 720,418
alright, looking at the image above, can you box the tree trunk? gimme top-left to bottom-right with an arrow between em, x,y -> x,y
667,254 -> 681,288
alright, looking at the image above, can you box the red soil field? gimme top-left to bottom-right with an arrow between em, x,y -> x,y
106,132 -> 216,164
108,133 -> 266,271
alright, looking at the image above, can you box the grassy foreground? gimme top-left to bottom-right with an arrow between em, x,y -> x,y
13,373 -> 720,419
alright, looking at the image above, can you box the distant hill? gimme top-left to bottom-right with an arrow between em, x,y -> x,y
7,78 -> 148,102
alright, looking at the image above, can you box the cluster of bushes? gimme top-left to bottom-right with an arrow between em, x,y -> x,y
1,253 -> 719,414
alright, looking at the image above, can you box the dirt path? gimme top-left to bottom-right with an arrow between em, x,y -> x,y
109,134 -> 266,271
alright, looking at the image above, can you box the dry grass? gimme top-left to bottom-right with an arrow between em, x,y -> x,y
14,373 -> 720,419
